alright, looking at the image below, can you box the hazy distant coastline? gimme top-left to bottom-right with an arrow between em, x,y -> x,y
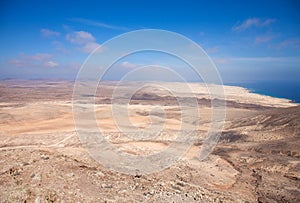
2,78 -> 299,105
0,79 -> 297,108
225,81 -> 300,104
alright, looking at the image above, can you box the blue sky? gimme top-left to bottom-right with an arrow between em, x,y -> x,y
0,0 -> 300,82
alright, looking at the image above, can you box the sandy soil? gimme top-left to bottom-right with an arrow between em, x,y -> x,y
0,80 -> 299,202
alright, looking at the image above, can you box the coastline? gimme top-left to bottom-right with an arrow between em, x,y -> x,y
0,79 -> 298,108
224,81 -> 300,105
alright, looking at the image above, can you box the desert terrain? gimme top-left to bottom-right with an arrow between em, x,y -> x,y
0,80 -> 299,202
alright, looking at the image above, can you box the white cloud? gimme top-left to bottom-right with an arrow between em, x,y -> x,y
120,61 -> 139,69
40,29 -> 60,37
66,31 -> 95,45
45,60 -> 59,67
66,31 -> 102,54
8,53 -> 59,68
233,18 -> 276,31
81,42 -> 101,53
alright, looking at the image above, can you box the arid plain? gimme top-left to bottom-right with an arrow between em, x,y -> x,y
0,80 -> 299,202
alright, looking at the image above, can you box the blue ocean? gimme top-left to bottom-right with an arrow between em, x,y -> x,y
224,81 -> 300,104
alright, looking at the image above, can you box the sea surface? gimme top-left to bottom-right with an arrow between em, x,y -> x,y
225,81 -> 300,104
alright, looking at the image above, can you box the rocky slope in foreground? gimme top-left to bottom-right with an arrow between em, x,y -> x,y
1,106 -> 299,202
0,80 -> 299,202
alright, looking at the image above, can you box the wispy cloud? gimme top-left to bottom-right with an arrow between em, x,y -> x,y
66,31 -> 102,53
52,41 -> 69,54
213,57 -> 230,64
273,38 -> 300,50
255,35 -> 274,44
70,18 -> 129,31
206,46 -> 219,54
233,18 -> 276,32
213,56 -> 300,65
63,62 -> 82,70
40,29 -> 60,37
230,56 -> 300,63
8,53 -> 59,68
8,59 -> 27,67
120,61 -> 139,69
